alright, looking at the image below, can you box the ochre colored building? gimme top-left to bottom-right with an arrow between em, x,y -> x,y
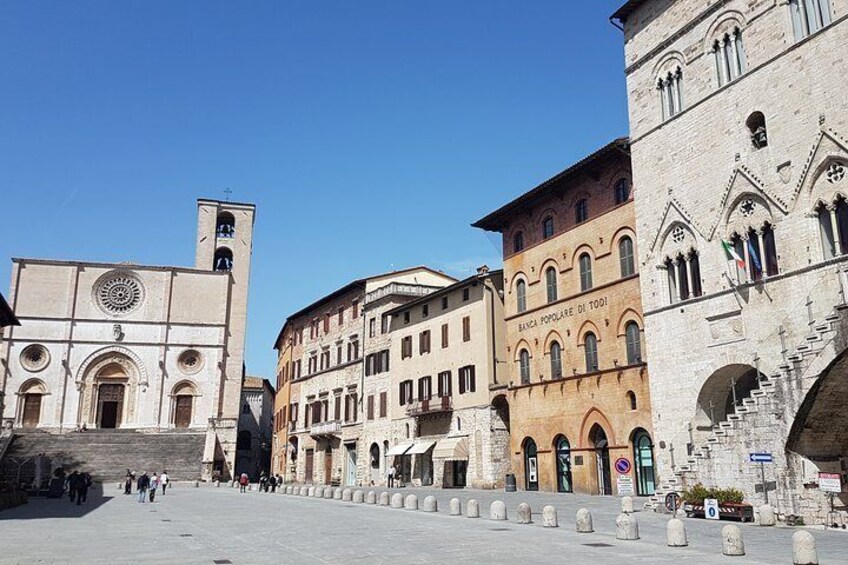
474,139 -> 657,496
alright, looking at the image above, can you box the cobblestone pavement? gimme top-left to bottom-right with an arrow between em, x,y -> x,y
1,483 -> 847,564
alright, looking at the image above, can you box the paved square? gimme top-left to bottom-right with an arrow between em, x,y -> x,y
1,485 -> 847,564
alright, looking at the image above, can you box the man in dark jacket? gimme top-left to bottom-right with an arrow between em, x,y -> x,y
74,473 -> 91,505
67,471 -> 79,503
137,472 -> 150,503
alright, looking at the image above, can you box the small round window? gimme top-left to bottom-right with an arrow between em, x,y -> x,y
21,344 -> 50,372
178,349 -> 204,374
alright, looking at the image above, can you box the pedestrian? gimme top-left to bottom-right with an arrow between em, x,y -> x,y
124,469 -> 134,495
137,472 -> 150,503
387,464 -> 395,488
160,470 -> 169,495
67,471 -> 79,503
75,473 -> 90,505
149,473 -> 159,503
239,472 -> 249,493
269,474 -> 277,493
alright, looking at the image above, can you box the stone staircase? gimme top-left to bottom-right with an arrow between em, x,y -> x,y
648,304 -> 848,511
0,429 -> 206,489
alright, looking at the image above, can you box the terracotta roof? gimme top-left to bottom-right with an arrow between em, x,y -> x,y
611,0 -> 648,23
471,138 -> 630,232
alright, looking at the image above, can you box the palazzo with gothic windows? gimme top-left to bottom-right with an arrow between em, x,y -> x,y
474,139 -> 656,496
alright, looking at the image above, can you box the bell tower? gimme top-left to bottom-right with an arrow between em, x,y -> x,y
196,198 -> 255,479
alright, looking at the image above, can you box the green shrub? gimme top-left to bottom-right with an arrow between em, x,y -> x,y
682,484 -> 745,505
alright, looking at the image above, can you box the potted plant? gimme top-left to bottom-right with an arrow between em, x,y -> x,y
682,484 -> 754,522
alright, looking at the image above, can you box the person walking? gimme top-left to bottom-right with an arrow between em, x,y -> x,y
269,474 -> 277,493
67,471 -> 79,503
74,472 -> 91,505
239,472 -> 249,493
387,464 -> 395,488
149,473 -> 159,503
159,470 -> 169,495
137,472 -> 150,503
124,470 -> 134,495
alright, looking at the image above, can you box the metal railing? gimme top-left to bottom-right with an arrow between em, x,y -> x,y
406,396 -> 453,416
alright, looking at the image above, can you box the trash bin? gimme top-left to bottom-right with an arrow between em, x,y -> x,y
505,474 -> 517,493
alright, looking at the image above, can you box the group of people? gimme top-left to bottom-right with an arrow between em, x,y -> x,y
65,470 -> 92,505
387,464 -> 403,488
233,472 -> 283,493
124,469 -> 169,503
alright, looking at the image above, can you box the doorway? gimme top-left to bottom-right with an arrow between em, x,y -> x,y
305,449 -> 314,484
523,437 -> 539,491
22,394 -> 42,428
590,424 -> 612,495
633,429 -> 656,496
555,435 -> 573,493
324,445 -> 333,484
346,444 -> 357,486
97,384 -> 125,429
369,443 -> 381,485
174,395 -> 193,428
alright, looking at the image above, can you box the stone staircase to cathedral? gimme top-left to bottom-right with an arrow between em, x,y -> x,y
0,429 -> 206,489
648,302 -> 848,511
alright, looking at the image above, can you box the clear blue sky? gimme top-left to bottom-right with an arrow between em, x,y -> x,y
0,1 -> 629,381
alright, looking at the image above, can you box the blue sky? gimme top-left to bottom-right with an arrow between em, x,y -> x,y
0,1 -> 630,380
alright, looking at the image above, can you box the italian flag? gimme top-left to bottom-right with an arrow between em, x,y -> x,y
722,240 -> 745,270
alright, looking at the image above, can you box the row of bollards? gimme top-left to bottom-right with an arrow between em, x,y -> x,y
277,487 -> 818,563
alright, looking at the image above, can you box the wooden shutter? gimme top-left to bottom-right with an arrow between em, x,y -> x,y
463,317 -> 471,342
367,395 -> 374,420
441,324 -> 448,348
469,366 -> 476,392
380,392 -> 387,417
399,382 -> 405,405
458,369 -> 466,394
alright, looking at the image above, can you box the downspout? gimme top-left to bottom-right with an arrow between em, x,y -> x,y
484,277 -> 499,386
63,265 -> 81,433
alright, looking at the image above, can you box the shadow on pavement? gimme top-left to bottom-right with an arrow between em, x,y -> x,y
0,483 -> 114,521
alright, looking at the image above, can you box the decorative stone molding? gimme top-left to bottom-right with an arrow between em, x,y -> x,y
178,349 -> 204,375
20,344 -> 50,373
92,270 -> 145,317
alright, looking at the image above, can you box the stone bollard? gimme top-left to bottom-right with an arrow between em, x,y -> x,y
379,492 -> 390,506
423,495 -> 438,512
667,518 -> 688,547
576,508 -> 594,533
542,506 -> 558,528
405,494 -> 419,510
616,513 -> 640,540
517,503 -> 532,524
287,486 -> 293,495
490,500 -> 508,521
324,487 -> 334,499
301,487 -> 309,497
722,525 -> 746,556
334,488 -> 343,500
314,486 -> 324,498
117,482 -> 122,491
307,487 -> 315,497
194,481 -> 200,488
449,498 -> 462,516
353,490 -> 365,503
292,486 -> 301,496
342,488 -> 353,502
215,480 -> 220,488
621,496 -> 634,514
466,499 -> 480,518
792,531 -> 818,565
366,491 -> 377,504
758,504 -> 776,527
391,493 -> 404,508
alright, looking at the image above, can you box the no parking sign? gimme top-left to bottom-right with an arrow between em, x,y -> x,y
704,498 -> 720,520
614,458 -> 632,475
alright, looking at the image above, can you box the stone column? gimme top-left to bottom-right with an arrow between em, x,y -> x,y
685,258 -> 695,298
729,30 -> 741,79
829,205 -> 842,254
720,37 -> 731,84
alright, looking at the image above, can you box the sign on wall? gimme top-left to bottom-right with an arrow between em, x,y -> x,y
528,457 -> 538,483
614,458 -> 632,475
819,472 -> 842,493
517,296 -> 609,332
617,475 -> 634,496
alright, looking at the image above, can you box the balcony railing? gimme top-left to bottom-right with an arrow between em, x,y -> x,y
406,396 -> 453,416
309,420 -> 341,437
364,283 -> 443,305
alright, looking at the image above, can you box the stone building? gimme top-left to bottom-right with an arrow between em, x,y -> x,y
0,199 -> 254,481
383,267 -> 510,489
235,376 -> 274,479
473,140 -> 656,496
613,0 -> 848,521
274,267 -> 454,487
271,321 -> 294,479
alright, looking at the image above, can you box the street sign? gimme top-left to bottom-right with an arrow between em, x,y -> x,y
665,492 -> 681,513
819,472 -> 842,493
614,458 -> 632,475
617,475 -> 634,496
749,453 -> 773,463
704,498 -> 720,520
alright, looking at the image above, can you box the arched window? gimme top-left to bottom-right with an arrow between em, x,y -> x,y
789,0 -> 832,41
516,280 -> 527,313
370,443 -> 380,469
619,237 -> 635,277
214,248 -> 233,272
658,66 -> 683,120
713,28 -> 745,87
632,429 -> 656,496
676,253 -> 689,299
689,250 -> 703,297
579,253 -> 593,291
523,438 -> 539,491
584,332 -> 599,372
625,322 -> 642,364
216,212 -> 235,238
554,436 -> 573,493
614,179 -> 631,204
763,223 -> 778,276
626,391 -> 637,411
242,402 -> 250,415
550,342 -> 563,379
519,349 -> 531,384
542,217 -> 554,239
545,267 -> 558,303
237,430 -> 252,451
818,197 -> 848,259
746,112 -> 767,149
575,199 -> 588,223
513,231 -> 524,253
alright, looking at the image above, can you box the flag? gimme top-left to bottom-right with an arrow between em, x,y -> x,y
721,240 -> 745,270
747,238 -> 762,273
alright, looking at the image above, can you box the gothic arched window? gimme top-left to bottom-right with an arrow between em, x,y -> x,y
516,280 -> 527,313
513,231 -> 524,253
542,217 -> 555,239
519,349 -> 531,385
545,267 -> 558,303
713,27 -> 745,87
216,212 -> 235,238
658,66 -> 683,120
550,342 -> 563,379
584,332 -> 599,373
579,253 -> 593,292
619,236 -> 635,277
625,321 -> 642,365
614,179 -> 631,204
214,248 -> 233,272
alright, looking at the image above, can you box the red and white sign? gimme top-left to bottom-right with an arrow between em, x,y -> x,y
819,472 -> 842,493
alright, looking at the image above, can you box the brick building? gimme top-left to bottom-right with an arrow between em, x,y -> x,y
473,139 -> 656,496
613,0 -> 848,521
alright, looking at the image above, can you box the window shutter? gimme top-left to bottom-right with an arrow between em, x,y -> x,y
399,382 -> 405,405
380,392 -> 387,417
367,395 -> 374,420
469,366 -> 476,392
437,373 -> 444,397
459,371 -> 466,394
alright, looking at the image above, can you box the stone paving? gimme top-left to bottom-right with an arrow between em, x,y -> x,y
1,483 -> 847,564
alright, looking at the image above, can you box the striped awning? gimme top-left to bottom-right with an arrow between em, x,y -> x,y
406,441 -> 436,455
386,442 -> 413,456
433,437 -> 469,461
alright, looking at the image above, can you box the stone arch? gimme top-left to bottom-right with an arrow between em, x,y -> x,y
724,192 -> 774,237
513,339 -> 533,362
18,378 -> 48,395
578,407 -> 616,448
542,329 -> 565,353
509,271 -> 529,294
576,320 -> 602,346
491,394 -> 510,434
76,346 -> 145,427
571,244 -> 596,270
694,363 -> 764,432
615,308 -> 643,337
702,10 -> 747,52
567,189 -> 591,210
659,221 -> 697,259
17,378 -> 49,428
534,205 -> 560,226
610,226 -> 637,255
537,258 -> 561,284
808,155 -> 848,206
652,50 -> 686,78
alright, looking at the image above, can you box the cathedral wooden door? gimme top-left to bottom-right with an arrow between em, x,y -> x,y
174,396 -> 193,428
97,384 -> 125,429
22,394 -> 42,428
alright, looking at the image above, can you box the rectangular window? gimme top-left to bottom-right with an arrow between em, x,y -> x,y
367,395 -> 374,420
438,371 -> 452,398
404,311 -> 410,324
365,354 -> 374,376
399,380 -> 413,405
337,345 -> 343,365
369,317 -> 376,338
338,306 -> 344,325
418,376 -> 432,401
422,305 -> 429,318
442,296 -> 448,310
334,395 -> 341,421
790,0 -> 832,41
462,316 -> 471,342
324,314 -> 330,334
458,365 -> 476,394
401,336 -> 413,359
382,350 -> 390,373
381,315 -> 389,334
379,391 -> 387,418
419,330 -> 431,354
462,288 -> 470,301
352,301 -> 359,319
441,323 -> 449,348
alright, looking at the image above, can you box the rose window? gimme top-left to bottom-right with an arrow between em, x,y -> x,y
21,344 -> 50,372
827,162 -> 846,184
95,272 -> 144,316
671,226 -> 685,244
740,199 -> 756,218
178,349 -> 204,374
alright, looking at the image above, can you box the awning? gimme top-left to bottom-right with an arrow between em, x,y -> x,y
433,437 -> 469,461
406,441 -> 436,455
386,442 -> 413,456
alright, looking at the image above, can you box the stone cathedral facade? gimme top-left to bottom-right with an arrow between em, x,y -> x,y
614,0 -> 848,521
0,198 -> 254,481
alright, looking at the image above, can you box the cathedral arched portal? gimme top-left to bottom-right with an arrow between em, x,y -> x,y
76,347 -> 145,429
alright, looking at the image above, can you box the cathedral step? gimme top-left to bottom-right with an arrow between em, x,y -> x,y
719,422 -> 734,429
728,415 -> 742,421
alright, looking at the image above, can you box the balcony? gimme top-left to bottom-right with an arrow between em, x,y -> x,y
406,396 -> 453,417
364,283 -> 444,305
309,420 -> 341,438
